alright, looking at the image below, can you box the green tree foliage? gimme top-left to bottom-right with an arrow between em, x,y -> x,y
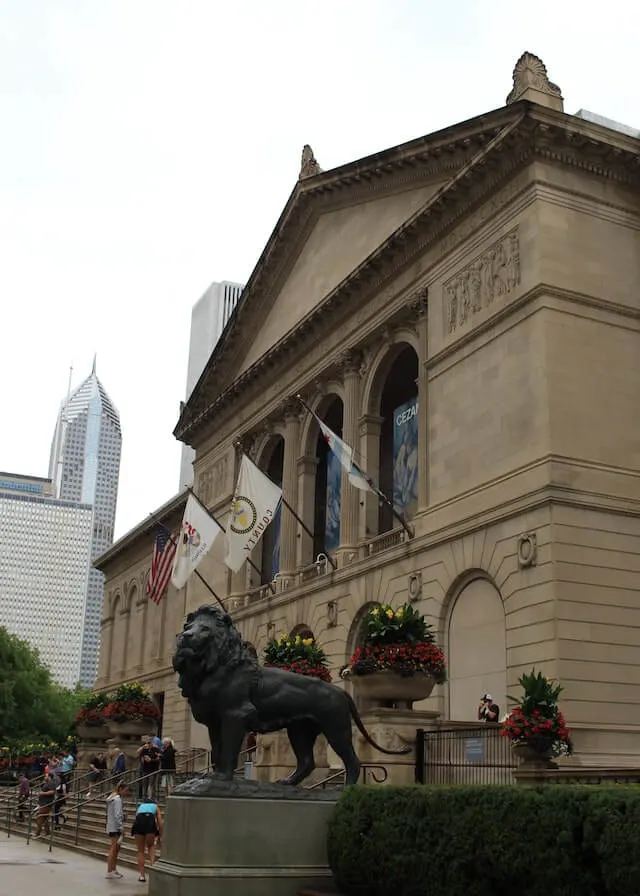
0,625 -> 89,750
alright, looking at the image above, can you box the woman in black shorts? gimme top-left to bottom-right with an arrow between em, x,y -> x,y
131,800 -> 163,882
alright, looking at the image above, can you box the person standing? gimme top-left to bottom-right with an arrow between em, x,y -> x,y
87,752 -> 107,799
131,800 -> 163,883
53,776 -> 67,828
160,737 -> 176,796
111,748 -> 126,785
136,738 -> 161,801
34,773 -> 57,838
16,774 -> 30,822
478,693 -> 500,723
105,781 -> 128,879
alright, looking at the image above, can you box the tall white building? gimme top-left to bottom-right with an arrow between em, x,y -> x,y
49,359 -> 122,686
0,472 -> 93,688
179,280 -> 243,489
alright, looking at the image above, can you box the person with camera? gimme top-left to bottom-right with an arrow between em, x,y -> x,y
478,693 -> 500,722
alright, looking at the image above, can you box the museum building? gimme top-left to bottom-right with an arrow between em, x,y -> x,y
95,54 -> 640,767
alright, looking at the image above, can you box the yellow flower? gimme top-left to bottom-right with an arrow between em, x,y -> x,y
302,638 -> 313,647
396,607 -> 404,617
371,608 -> 379,616
295,635 -> 301,644
386,609 -> 394,619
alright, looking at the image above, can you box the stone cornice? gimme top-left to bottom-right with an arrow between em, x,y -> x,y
176,103 -> 639,444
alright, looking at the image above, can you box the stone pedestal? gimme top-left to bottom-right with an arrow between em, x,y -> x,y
75,724 -> 110,776
355,708 -> 440,786
149,777 -> 337,896
254,731 -> 330,784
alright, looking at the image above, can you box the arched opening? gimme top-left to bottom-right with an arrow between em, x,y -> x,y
344,602 -> 382,710
313,397 -> 344,557
261,437 -> 284,585
378,346 -> 419,533
289,624 -> 315,642
447,577 -> 507,721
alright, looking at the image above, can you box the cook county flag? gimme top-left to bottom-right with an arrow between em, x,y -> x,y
225,455 -> 283,573
171,493 -> 224,589
316,417 -> 374,493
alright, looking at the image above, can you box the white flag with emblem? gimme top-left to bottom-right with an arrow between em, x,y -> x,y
225,455 -> 283,573
171,493 -> 224,589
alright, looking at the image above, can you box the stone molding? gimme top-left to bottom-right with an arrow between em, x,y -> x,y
506,52 -> 562,105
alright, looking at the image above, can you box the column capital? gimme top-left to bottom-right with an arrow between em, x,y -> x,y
337,348 -> 364,377
280,397 -> 302,423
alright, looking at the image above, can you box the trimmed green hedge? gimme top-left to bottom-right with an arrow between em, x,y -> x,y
327,786 -> 640,896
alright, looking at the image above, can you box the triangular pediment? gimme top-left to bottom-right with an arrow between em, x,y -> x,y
238,181 -> 445,375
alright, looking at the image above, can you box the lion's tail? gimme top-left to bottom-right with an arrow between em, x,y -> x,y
347,693 -> 412,755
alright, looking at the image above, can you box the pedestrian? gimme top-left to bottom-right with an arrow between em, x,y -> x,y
16,774 -> 30,822
86,752 -> 107,799
111,747 -> 126,785
105,781 -> 129,879
131,799 -> 163,883
136,738 -> 161,801
160,737 -> 176,796
53,776 -> 67,827
34,773 -> 57,838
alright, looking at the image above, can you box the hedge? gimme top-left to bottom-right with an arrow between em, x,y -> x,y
327,785 -> 640,896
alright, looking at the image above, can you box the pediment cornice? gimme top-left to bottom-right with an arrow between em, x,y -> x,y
176,104 -> 639,444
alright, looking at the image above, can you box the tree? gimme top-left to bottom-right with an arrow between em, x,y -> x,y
0,625 -> 89,751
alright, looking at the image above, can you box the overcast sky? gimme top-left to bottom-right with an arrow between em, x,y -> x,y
1,0 -> 637,539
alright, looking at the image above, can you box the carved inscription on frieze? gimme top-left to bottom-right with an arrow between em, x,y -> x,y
197,453 -> 230,506
444,228 -> 520,336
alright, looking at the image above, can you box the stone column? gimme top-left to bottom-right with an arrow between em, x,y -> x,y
279,405 -> 300,578
297,455 -> 318,567
339,351 -> 362,555
412,289 -> 429,510
359,414 -> 384,540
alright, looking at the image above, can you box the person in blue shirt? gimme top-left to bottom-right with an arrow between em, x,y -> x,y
131,800 -> 163,883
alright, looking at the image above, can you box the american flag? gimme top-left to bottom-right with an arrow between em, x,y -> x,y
146,529 -> 177,605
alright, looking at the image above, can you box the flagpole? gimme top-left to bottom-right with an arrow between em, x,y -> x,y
148,513 -> 227,613
234,443 -> 337,571
295,393 -> 415,540
186,486 -> 276,594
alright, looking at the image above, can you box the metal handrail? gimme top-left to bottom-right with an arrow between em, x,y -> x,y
305,763 -> 389,790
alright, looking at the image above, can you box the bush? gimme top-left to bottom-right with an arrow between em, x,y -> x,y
327,786 -> 640,896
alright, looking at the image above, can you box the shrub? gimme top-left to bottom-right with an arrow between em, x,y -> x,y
263,633 -> 331,682
327,786 -> 640,896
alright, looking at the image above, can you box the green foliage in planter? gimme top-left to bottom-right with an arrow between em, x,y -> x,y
328,785 -> 640,896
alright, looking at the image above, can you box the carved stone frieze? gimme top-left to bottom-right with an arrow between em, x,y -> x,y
197,452 -> 232,506
409,286 -> 428,318
336,348 -> 363,377
444,228 -> 520,335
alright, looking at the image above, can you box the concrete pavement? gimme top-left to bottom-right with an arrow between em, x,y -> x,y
0,836 -> 148,896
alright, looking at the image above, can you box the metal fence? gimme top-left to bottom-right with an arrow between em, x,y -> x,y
415,726 -> 517,786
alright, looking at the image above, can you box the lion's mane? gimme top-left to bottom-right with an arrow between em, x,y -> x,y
173,605 -> 258,693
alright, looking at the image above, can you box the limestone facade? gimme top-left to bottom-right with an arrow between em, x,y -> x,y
96,56 -> 640,769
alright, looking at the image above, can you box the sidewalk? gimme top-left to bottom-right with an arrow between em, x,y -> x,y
0,837 -> 147,896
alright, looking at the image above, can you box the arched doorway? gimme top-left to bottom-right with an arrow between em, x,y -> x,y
447,577 -> 506,721
260,438 -> 283,584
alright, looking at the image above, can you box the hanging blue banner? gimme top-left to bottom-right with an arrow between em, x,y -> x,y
393,399 -> 419,520
325,450 -> 342,553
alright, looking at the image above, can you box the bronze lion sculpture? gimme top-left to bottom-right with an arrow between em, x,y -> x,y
173,604 -> 409,786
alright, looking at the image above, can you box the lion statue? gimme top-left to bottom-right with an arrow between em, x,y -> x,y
173,604 -> 410,786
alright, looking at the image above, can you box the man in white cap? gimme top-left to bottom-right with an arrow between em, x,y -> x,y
478,693 -> 500,722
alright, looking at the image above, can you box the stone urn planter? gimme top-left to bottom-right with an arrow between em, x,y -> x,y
106,719 -> 156,740
76,722 -> 110,744
351,670 -> 435,709
512,741 -> 558,769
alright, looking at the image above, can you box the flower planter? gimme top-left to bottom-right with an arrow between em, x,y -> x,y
76,723 -> 110,744
512,741 -> 558,769
351,670 -> 435,709
106,719 -> 156,740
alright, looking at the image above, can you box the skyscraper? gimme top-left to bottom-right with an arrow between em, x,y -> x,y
49,359 -> 122,686
0,472 -> 93,688
179,280 -> 243,489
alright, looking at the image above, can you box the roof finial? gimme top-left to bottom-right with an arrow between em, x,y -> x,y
299,144 -> 322,180
91,353 -> 97,376
506,52 -> 563,112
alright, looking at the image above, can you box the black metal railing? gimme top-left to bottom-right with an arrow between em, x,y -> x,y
415,725 -> 517,786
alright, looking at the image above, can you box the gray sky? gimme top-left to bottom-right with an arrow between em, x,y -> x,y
1,0 -> 637,539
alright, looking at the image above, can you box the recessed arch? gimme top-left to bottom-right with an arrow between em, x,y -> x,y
345,600 -> 382,664
362,334 -> 420,417
444,570 -> 507,722
289,623 -> 315,641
